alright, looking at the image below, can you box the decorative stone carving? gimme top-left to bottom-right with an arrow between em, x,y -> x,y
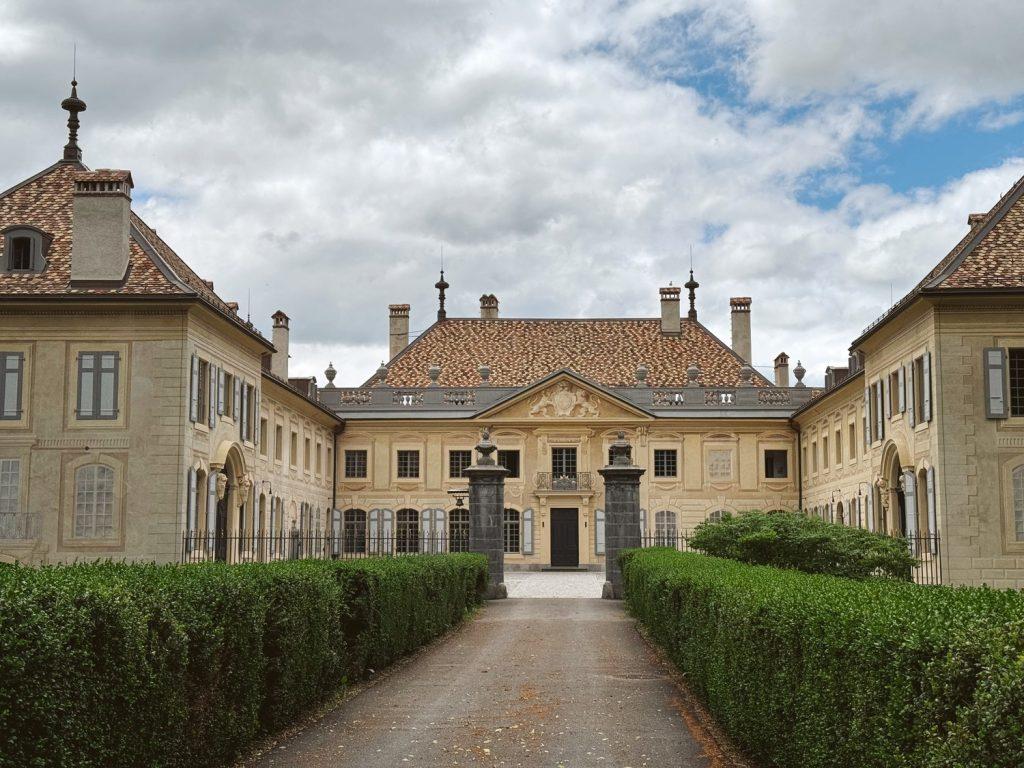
528,382 -> 600,418
238,475 -> 253,498
215,472 -> 228,501
875,477 -> 890,513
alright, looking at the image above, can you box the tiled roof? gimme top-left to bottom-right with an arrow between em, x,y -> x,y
376,318 -> 771,388
0,160 -> 265,341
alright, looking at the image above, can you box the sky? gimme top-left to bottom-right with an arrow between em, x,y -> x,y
4,0 -> 1024,386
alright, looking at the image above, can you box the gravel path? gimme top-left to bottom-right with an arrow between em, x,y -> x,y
504,572 -> 605,598
247,599 -> 713,768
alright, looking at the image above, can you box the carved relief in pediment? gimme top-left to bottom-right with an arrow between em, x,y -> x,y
529,382 -> 600,418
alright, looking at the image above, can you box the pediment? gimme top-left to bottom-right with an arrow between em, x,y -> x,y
477,371 -> 651,421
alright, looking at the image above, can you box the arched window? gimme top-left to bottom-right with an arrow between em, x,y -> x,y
1014,466 -> 1024,542
655,510 -> 677,545
396,508 -> 419,553
835,501 -> 844,526
449,506 -> 469,552
344,509 -> 367,553
74,464 -> 114,538
503,508 -> 520,554
258,494 -> 266,533
707,509 -> 727,524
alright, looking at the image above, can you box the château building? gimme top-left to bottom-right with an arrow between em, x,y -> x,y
2,83 -> 1024,588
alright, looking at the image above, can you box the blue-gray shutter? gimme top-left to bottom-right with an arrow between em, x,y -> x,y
907,363 -> 916,428
863,387 -> 871,447
903,470 -> 918,553
866,490 -> 874,532
253,389 -> 261,447
897,365 -> 906,413
206,472 -> 218,535
369,509 -> 380,553
421,508 -> 432,552
207,365 -> 216,428
189,354 -> 199,423
926,466 -> 937,554
984,348 -> 1008,418
922,352 -> 932,422
522,508 -> 534,554
186,466 -> 196,532
595,509 -> 606,555
233,376 -> 241,422
382,509 -> 394,553
239,382 -> 248,440
883,375 -> 891,420
217,368 -> 226,415
875,382 -> 884,440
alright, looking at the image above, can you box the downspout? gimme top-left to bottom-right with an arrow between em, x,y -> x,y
795,422 -> 803,512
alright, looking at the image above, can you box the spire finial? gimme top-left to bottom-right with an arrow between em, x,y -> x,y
60,75 -> 86,162
684,268 -> 699,321
434,268 -> 449,322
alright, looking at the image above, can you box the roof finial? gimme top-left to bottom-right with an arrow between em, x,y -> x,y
60,71 -> 86,162
684,268 -> 699,321
435,268 -> 449,322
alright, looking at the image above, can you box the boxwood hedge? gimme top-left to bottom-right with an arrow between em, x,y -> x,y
622,548 -> 1024,768
0,554 -> 486,768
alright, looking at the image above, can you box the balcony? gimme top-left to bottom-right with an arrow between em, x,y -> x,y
535,472 -> 593,492
0,512 -> 38,540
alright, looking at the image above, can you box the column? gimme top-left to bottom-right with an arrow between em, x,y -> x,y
597,431 -> 645,599
465,429 -> 509,599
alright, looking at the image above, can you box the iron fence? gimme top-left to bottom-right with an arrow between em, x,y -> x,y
638,532 -> 942,585
181,530 -> 470,564
534,472 -> 593,491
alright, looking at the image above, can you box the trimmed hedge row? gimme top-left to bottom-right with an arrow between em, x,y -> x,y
0,554 -> 487,768
622,548 -> 1024,768
688,511 -> 917,580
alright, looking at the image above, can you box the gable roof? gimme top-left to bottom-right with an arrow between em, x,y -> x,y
854,172 -> 1024,346
374,316 -> 771,389
0,160 -> 271,347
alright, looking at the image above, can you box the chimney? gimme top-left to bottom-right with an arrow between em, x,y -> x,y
968,213 -> 985,228
479,294 -> 499,319
70,170 -> 133,284
773,352 -> 790,387
730,297 -> 752,363
271,310 -> 290,379
389,304 -> 410,359
659,286 -> 681,334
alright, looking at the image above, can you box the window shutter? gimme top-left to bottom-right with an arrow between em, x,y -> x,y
984,348 -> 1008,418
206,472 -> 218,535
233,377 -> 241,422
874,383 -> 884,441
189,355 -> 199,423
866,490 -> 874,532
421,508 -> 432,552
522,508 -> 534,555
595,509 -> 606,555
897,366 -> 906,413
369,509 -> 380,553
76,353 -> 89,417
863,387 -> 871,447
907,363 -> 916,428
921,352 -> 932,422
208,366 -> 216,428
640,508 -> 648,539
903,470 -> 918,554
217,368 -> 225,415
382,509 -> 394,554
883,376 -> 891,420
434,509 -> 445,552
240,383 -> 248,440
186,466 -> 196,532
254,389 -> 261,446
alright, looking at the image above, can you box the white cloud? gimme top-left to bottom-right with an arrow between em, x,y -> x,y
3,1 -> 1024,388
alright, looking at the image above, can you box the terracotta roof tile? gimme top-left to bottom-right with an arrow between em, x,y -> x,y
378,318 -> 770,388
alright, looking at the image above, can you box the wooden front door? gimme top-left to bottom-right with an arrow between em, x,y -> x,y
550,508 -> 579,567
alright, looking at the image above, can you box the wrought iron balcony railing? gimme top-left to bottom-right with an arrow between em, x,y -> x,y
0,512 -> 38,540
534,472 -> 593,491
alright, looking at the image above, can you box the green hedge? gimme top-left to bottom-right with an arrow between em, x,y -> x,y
0,554 -> 487,768
622,548 -> 1024,768
688,511 -> 917,579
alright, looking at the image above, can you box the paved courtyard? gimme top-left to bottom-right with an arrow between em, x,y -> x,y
247,599 -> 715,767
504,571 -> 605,598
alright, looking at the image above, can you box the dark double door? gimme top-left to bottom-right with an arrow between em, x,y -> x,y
550,508 -> 579,567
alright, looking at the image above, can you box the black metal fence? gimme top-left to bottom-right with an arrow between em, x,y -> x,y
181,530 -> 470,564
638,532 -> 943,585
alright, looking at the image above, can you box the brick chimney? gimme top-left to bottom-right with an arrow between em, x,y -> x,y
271,310 -> 290,379
70,170 -> 133,284
773,352 -> 790,387
730,297 -> 752,363
479,294 -> 499,319
389,304 -> 410,359
659,286 -> 681,334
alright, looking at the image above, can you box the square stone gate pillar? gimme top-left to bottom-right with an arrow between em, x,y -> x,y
597,431 -> 645,600
464,429 -> 509,599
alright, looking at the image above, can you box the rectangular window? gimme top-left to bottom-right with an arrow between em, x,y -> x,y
10,237 -> 32,270
653,449 -> 678,478
551,447 -> 577,477
316,443 -> 322,476
197,360 -> 209,422
498,449 -> 520,478
822,435 -> 829,469
503,508 -> 520,554
290,432 -> 298,467
708,449 -> 732,481
764,449 -> 788,479
835,429 -> 842,465
275,425 -> 283,461
811,441 -> 818,472
0,353 -> 24,419
223,372 -> 234,417
344,449 -> 368,478
259,418 -> 268,455
0,458 -> 21,538
397,449 -> 420,479
802,445 -> 808,478
915,356 -> 928,420
448,449 -> 472,478
77,352 -> 119,419
304,437 -> 311,471
848,423 -> 857,461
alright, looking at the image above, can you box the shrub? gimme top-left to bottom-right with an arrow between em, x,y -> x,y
0,554 -> 486,768
688,510 -> 916,579
622,548 -> 1024,768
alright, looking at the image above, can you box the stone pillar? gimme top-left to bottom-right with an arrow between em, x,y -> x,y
597,432 -> 645,600
464,429 -> 509,599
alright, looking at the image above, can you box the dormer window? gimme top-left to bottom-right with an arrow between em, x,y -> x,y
2,227 -> 51,274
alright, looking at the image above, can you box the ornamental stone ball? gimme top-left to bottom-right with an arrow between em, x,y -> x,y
686,364 -> 701,387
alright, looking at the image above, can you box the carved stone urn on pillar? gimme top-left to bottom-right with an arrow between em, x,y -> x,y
597,431 -> 646,599
464,428 -> 509,599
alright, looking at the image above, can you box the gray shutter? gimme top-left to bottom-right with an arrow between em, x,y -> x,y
863,387 -> 871,447
866,490 -> 874,532
926,466 -> 937,554
903,471 -> 918,554
522,508 -> 534,555
382,509 -> 394,553
76,353 -> 88,417
883,376 -> 891,420
922,352 -> 932,422
984,348 -> 1008,418
907,363 -> 916,428
208,365 -> 216,428
233,376 -> 241,422
640,508 -> 648,540
434,509 -> 445,552
595,509 -> 606,555
254,389 -> 261,447
421,508 -> 432,552
207,472 -> 218,534
897,365 -> 906,413
369,509 -> 380,553
217,368 -> 225,415
189,354 -> 199,423
240,383 -> 248,440
186,466 -> 196,531
875,383 -> 884,440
